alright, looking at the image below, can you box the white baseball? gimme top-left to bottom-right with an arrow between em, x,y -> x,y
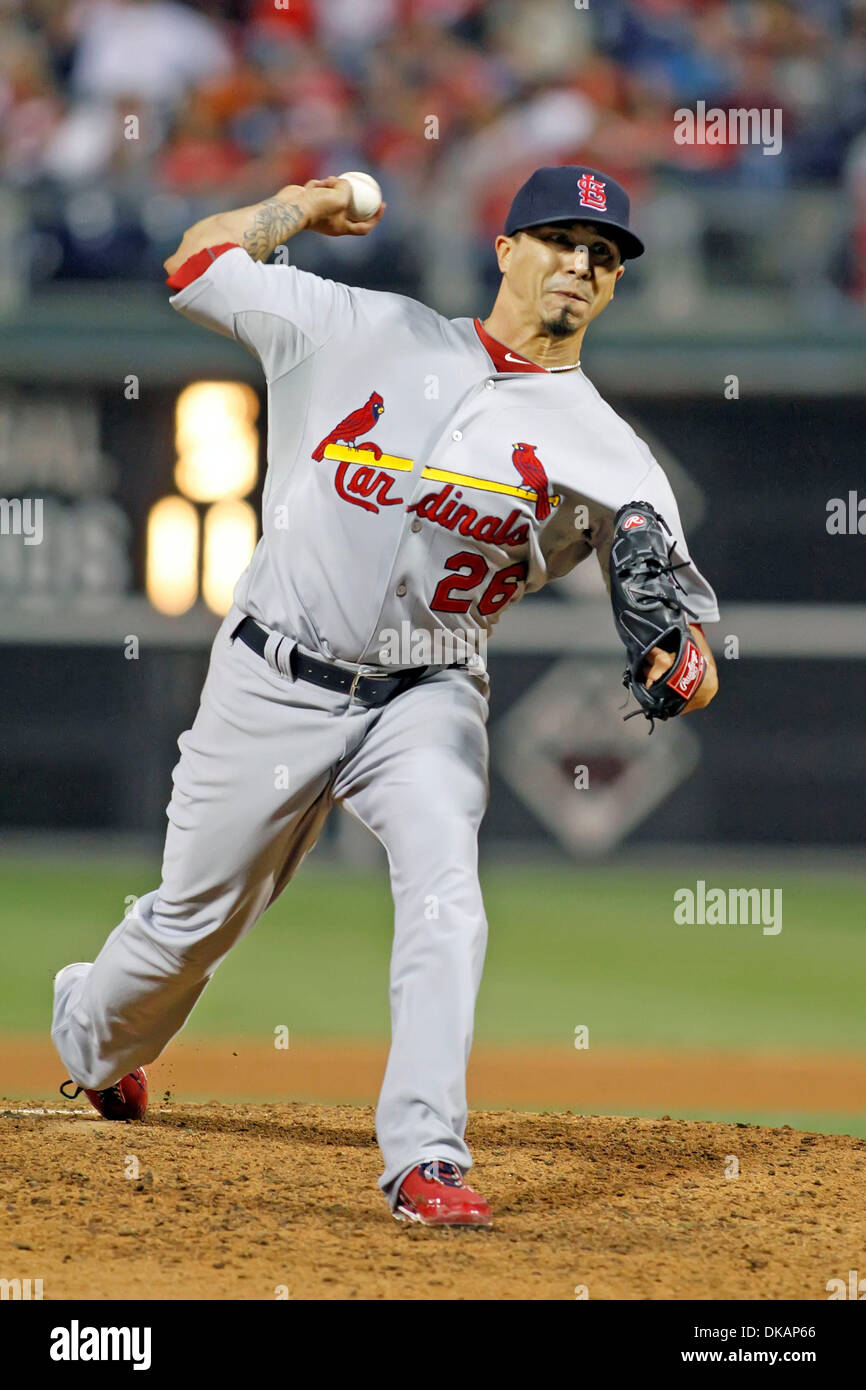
338,171 -> 382,222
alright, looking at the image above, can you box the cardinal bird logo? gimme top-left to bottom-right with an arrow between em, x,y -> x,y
511,442 -> 551,521
312,391 -> 385,462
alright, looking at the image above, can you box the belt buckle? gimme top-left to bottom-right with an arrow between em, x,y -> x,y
348,670 -> 364,702
348,666 -> 391,704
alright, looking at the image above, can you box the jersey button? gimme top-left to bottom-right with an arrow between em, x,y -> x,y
451,429 -> 463,441
396,582 -> 407,597
484,379 -> 495,390
410,519 -> 422,533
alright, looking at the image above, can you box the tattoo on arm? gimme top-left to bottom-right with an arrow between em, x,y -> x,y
242,198 -> 304,261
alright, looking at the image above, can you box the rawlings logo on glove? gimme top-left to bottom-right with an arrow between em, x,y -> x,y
667,640 -> 705,700
609,500 -> 706,730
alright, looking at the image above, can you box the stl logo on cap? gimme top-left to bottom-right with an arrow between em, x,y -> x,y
577,173 -> 607,212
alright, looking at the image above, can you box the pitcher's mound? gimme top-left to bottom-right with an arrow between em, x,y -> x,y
2,1101 -> 863,1300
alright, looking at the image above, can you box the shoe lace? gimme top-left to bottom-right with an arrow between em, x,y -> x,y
419,1160 -> 464,1187
59,1078 -> 124,1104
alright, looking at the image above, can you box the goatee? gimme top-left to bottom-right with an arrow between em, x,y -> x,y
541,308 -> 580,338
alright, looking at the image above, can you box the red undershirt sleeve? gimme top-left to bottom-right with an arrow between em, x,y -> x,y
165,243 -> 240,291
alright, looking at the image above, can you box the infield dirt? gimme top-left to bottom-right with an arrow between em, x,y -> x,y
3,1100 -> 864,1300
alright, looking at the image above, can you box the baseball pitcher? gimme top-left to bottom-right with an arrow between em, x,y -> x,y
52,166 -> 719,1227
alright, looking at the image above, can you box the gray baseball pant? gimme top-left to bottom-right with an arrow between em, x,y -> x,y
51,607 -> 490,1205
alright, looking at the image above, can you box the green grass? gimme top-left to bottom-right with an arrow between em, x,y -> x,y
2,858 -> 865,1053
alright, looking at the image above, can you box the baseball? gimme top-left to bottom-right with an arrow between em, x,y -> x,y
338,170 -> 382,222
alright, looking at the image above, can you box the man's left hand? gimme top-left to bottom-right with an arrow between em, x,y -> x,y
643,623 -> 719,713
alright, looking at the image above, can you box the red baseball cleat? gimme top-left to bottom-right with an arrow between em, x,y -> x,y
395,1160 -> 493,1227
60,1067 -> 148,1121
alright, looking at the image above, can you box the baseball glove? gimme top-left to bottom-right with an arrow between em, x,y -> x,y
609,500 -> 707,730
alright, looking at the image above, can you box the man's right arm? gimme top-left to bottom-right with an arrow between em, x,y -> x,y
164,176 -> 386,276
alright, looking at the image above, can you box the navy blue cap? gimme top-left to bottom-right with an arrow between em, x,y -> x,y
505,165 -> 644,260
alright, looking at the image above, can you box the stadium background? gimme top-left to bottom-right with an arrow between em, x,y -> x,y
1,0 -> 865,1141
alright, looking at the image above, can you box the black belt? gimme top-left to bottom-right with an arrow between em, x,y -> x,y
234,616 -> 430,708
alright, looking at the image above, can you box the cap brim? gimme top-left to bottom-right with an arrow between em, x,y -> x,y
606,227 -> 644,260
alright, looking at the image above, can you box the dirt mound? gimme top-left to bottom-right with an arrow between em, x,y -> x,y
2,1102 -> 863,1300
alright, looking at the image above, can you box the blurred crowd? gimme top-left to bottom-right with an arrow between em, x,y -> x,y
2,0 -> 866,297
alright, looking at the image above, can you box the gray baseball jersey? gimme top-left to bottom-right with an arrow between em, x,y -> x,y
169,248 -> 718,666
52,244 -> 719,1216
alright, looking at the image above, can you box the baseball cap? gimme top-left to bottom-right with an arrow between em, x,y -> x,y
505,165 -> 645,260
